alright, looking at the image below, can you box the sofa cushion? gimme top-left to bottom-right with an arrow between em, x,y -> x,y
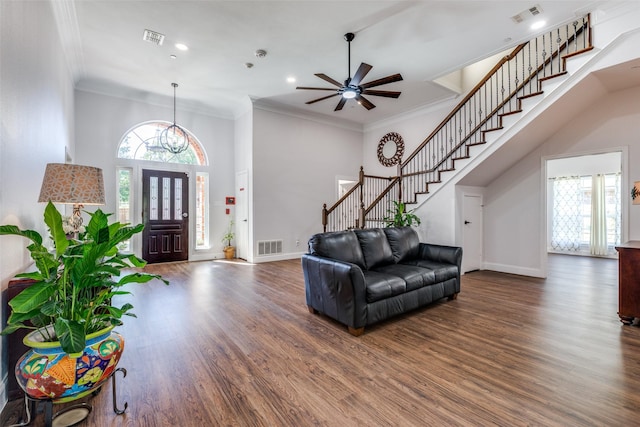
363,271 -> 406,303
383,227 -> 420,263
308,231 -> 365,268
401,259 -> 459,283
354,228 -> 395,270
372,264 -> 436,291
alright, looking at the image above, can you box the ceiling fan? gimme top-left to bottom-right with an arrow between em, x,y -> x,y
296,32 -> 403,111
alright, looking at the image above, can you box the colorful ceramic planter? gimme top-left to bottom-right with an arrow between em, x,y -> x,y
15,326 -> 124,402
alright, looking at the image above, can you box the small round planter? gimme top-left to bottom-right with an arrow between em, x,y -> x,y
15,325 -> 125,402
223,246 -> 236,259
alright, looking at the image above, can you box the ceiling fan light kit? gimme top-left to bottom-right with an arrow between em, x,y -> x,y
297,32 -> 402,111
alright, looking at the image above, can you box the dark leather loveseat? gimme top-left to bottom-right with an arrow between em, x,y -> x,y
302,227 -> 462,336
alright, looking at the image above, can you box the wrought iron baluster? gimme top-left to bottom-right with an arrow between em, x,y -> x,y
557,28 -> 562,72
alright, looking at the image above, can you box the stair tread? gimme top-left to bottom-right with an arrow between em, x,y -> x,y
539,71 -> 568,83
518,91 -> 543,100
482,127 -> 504,133
499,110 -> 522,117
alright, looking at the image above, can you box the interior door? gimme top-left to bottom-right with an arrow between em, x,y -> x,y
462,194 -> 482,273
235,171 -> 249,260
142,169 -> 189,263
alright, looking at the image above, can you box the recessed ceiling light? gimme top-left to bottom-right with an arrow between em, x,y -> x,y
175,43 -> 189,51
170,54 -> 177,59
286,76 -> 296,83
530,20 -> 546,30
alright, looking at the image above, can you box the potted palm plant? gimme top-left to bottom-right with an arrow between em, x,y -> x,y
0,201 -> 167,401
222,220 -> 235,259
383,200 -> 421,227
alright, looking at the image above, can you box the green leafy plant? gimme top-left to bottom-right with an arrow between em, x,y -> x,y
0,201 -> 168,354
383,200 -> 421,227
222,220 -> 235,247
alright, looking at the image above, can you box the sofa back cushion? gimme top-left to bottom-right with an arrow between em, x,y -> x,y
308,231 -> 365,268
354,228 -> 395,270
383,227 -> 420,263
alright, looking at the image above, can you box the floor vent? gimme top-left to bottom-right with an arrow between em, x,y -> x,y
258,240 -> 283,256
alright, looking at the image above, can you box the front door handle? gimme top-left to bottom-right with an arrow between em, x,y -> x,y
182,212 -> 189,218
464,220 -> 471,225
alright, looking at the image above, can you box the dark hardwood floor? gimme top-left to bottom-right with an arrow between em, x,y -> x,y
3,254 -> 640,426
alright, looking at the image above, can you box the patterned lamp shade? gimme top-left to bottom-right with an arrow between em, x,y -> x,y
38,163 -> 105,205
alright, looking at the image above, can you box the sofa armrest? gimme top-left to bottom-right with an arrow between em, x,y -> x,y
302,254 -> 368,329
418,243 -> 463,287
418,243 -> 462,267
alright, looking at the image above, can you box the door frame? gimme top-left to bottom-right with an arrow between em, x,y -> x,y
235,170 -> 250,262
117,161 -> 195,261
542,147 -> 629,272
460,190 -> 483,273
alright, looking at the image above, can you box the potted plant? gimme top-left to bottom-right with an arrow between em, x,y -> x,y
0,201 -> 167,400
383,200 -> 421,227
222,220 -> 235,259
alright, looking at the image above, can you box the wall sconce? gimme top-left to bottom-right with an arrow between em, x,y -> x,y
632,181 -> 640,205
38,163 -> 106,235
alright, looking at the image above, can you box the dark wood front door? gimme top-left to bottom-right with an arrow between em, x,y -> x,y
142,169 -> 189,263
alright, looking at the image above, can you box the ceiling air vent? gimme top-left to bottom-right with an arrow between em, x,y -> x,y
511,4 -> 543,24
142,29 -> 165,46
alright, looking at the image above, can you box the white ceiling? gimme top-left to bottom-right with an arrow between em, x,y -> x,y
62,0 -> 608,125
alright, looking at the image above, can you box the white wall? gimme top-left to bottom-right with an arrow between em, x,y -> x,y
483,85 -> 640,276
0,0 -> 75,410
252,108 -> 362,261
74,90 -> 236,260
363,99 -> 458,178
547,152 -> 621,178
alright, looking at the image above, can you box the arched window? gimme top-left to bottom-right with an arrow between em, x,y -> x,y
117,121 -> 207,165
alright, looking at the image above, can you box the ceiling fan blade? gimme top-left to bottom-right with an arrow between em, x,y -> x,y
305,93 -> 340,105
296,86 -> 338,91
356,94 -> 376,110
350,63 -> 373,87
315,73 -> 343,87
361,73 -> 403,89
334,97 -> 348,111
362,89 -> 401,98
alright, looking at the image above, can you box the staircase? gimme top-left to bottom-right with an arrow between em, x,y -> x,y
323,15 -> 594,232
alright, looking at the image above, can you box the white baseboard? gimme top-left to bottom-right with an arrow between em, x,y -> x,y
253,251 -> 304,263
482,262 -> 546,278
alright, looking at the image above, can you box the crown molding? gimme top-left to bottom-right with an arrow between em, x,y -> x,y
251,98 -> 364,133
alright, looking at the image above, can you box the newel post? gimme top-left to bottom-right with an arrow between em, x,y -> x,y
358,167 -> 365,229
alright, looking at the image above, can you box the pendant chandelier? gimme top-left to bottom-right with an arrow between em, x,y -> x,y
160,83 -> 190,154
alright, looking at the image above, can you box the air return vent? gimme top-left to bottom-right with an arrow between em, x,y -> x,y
143,29 -> 165,46
511,5 -> 543,23
258,240 -> 283,256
